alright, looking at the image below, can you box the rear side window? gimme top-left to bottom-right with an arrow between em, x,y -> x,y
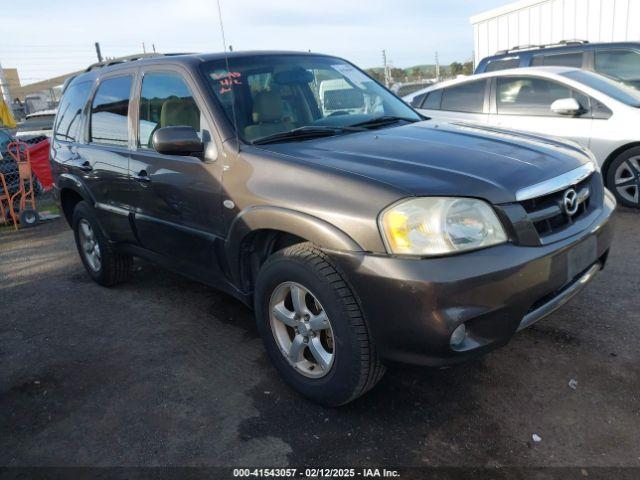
423,89 -> 442,109
90,76 -> 133,146
595,49 -> 640,82
138,72 -> 202,149
54,81 -> 92,142
485,58 -> 520,72
440,80 -> 485,113
410,92 -> 427,108
532,52 -> 583,68
496,76 -> 589,115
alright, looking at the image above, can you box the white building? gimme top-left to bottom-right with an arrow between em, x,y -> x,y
470,0 -> 640,65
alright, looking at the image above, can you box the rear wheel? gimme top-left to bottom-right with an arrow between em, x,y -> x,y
254,243 -> 385,406
72,201 -> 132,286
607,148 -> 640,208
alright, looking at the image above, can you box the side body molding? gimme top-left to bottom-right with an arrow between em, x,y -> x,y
225,206 -> 363,285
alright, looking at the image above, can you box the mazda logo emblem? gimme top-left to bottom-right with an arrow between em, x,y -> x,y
563,188 -> 579,216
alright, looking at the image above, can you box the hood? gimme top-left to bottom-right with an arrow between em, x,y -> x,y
255,121 -> 593,204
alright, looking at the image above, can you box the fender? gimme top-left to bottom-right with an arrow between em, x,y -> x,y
56,173 -> 96,205
56,173 -> 96,225
225,206 -> 362,286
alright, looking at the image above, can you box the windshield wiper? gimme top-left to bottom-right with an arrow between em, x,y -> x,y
251,125 -> 363,145
348,115 -> 420,129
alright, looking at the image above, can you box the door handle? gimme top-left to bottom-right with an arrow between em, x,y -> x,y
78,161 -> 93,172
134,170 -> 152,183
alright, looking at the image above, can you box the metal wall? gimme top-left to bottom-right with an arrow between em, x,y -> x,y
471,0 -> 640,64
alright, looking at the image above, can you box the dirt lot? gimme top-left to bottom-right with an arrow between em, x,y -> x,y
1,209 -> 639,472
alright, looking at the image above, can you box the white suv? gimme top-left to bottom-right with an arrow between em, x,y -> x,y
404,66 -> 640,207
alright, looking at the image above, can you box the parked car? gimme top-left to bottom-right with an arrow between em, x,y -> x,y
475,40 -> 640,89
51,52 -> 614,405
16,109 -> 56,139
405,66 -> 640,207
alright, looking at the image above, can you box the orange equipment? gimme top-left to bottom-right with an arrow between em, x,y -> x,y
6,141 -> 39,228
0,171 -> 16,230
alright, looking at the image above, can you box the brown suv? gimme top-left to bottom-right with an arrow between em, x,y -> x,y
52,52 -> 615,405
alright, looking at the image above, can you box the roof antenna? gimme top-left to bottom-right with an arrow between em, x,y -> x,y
216,0 -> 240,152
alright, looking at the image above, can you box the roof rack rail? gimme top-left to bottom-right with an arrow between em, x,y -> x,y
84,52 -> 192,72
494,39 -> 589,56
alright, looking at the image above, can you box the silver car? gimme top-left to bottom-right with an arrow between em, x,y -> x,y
404,67 -> 640,207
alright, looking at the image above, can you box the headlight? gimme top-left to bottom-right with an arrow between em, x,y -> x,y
379,197 -> 507,256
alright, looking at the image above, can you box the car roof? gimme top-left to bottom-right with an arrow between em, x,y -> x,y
402,66 -> 584,100
484,41 -> 640,60
67,50 -> 337,88
435,66 -> 580,86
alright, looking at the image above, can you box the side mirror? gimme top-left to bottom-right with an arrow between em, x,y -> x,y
551,98 -> 583,116
152,126 -> 204,156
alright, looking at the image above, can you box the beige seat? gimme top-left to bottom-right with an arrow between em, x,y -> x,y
160,97 -> 200,130
244,91 -> 294,142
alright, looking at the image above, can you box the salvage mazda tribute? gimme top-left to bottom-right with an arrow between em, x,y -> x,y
51,52 -> 615,405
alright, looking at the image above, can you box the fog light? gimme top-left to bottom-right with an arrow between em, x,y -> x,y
450,324 -> 466,348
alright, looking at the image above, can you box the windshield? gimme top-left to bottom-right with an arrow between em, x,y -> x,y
201,54 -> 420,143
562,70 -> 640,107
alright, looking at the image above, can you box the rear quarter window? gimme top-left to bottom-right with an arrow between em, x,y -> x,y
485,57 -> 520,72
54,81 -> 92,142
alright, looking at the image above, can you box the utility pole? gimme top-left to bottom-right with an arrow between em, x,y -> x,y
142,42 -> 146,53
95,42 -> 103,62
152,43 -> 156,53
435,51 -> 440,81
382,49 -> 391,88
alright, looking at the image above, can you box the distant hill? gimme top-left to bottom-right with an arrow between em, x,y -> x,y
365,61 -> 473,83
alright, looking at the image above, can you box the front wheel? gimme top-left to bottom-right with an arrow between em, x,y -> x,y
254,243 -> 385,406
606,148 -> 640,208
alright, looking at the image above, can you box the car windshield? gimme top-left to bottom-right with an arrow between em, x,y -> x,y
562,70 -> 640,107
201,54 -> 420,143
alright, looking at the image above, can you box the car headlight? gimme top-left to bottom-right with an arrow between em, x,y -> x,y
379,197 -> 507,256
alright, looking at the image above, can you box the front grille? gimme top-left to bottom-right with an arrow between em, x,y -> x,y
519,174 -> 592,238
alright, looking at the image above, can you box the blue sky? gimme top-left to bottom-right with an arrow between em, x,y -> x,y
1,0 -> 509,85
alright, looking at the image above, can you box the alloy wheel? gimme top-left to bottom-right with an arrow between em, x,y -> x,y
78,219 -> 102,272
614,155 -> 640,205
269,281 -> 335,378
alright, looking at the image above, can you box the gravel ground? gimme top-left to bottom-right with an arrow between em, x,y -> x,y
1,209 -> 639,472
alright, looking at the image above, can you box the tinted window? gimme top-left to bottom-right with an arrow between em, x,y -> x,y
595,49 -> 640,83
497,76 -> 589,115
410,92 -> 427,108
485,58 -> 520,72
532,52 -> 583,68
423,89 -> 442,109
440,80 -> 485,113
562,70 -> 640,106
90,76 -> 132,146
54,81 -> 92,142
139,72 -> 202,149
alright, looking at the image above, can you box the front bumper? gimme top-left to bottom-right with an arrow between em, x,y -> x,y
330,191 -> 616,367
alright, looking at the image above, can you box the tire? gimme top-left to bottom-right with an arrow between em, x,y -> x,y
19,209 -> 39,227
606,147 -> 640,208
72,201 -> 132,286
254,242 -> 385,406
